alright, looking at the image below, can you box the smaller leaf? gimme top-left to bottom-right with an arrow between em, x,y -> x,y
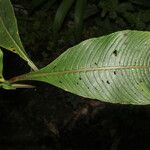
0,0 -> 38,71
129,0 -> 150,7
0,49 -> 5,82
74,0 -> 87,41
53,0 -> 75,35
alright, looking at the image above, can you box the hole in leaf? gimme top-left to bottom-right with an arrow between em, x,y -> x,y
94,87 -> 98,90
106,80 -> 110,84
10,47 -> 16,52
59,81 -> 62,84
113,50 -> 118,56
53,66 -> 56,69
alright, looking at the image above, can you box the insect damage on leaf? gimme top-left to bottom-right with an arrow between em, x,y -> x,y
113,50 -> 118,56
10,47 -> 17,53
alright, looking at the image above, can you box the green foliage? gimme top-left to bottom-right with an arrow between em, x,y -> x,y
1,0 -> 150,105
129,0 -> 150,7
74,0 -> 87,41
0,49 -> 4,82
114,1 -> 150,29
10,30 -> 150,105
29,0 -> 150,45
52,0 -> 89,41
53,0 -> 75,35
0,0 -> 38,71
98,0 -> 150,30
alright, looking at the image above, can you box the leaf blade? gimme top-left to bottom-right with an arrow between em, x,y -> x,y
11,30 -> 150,105
0,0 -> 38,71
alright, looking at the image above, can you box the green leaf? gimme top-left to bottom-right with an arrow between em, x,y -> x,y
53,0 -> 75,35
129,0 -> 150,7
0,49 -> 4,82
10,30 -> 150,105
0,0 -> 38,71
74,0 -> 87,41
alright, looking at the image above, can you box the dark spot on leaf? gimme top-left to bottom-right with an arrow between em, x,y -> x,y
124,42 -> 128,45
94,87 -> 98,90
76,82 -> 79,85
94,62 -> 98,65
113,50 -> 118,56
10,47 -> 16,52
123,33 -> 128,36
87,87 -> 89,89
79,77 -> 82,80
114,71 -> 117,75
53,66 -> 56,69
106,80 -> 110,84
59,81 -> 62,83
145,43 -> 148,46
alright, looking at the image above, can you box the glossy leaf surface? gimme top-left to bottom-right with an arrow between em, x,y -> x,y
12,30 -> 150,105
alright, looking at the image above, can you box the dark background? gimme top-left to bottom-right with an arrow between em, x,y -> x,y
0,0 -> 150,149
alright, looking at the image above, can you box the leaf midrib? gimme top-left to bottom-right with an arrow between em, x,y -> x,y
10,65 -> 150,82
